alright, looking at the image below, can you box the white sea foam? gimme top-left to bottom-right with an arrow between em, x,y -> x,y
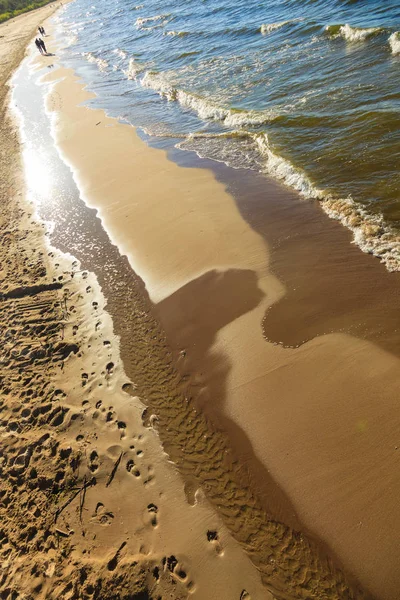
83,52 -> 108,72
260,21 -> 290,34
321,197 -> 400,271
165,30 -> 189,37
254,133 -> 322,198
326,23 -> 382,42
389,31 -> 400,54
177,127 -> 400,270
138,69 -> 400,271
135,14 -> 169,30
133,4 -> 143,9
113,48 -> 127,59
124,57 -> 145,80
140,71 -> 275,126
254,133 -> 400,270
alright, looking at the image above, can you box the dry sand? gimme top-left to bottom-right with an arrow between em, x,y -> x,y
36,27 -> 400,600
0,8 -> 275,600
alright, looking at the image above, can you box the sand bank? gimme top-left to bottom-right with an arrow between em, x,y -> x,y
1,9 -> 274,600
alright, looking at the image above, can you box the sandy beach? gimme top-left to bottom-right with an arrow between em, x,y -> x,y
2,4 -> 400,600
1,8 -> 274,600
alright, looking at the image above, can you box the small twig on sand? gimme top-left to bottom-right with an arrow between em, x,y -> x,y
54,477 -> 95,523
106,452 -> 124,488
55,528 -> 69,538
79,475 -> 87,523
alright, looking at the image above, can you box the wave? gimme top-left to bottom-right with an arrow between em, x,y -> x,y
124,57 -> 145,80
255,133 -> 400,270
140,71 -> 276,126
389,31 -> 400,55
113,48 -> 127,59
135,14 -> 170,30
325,23 -> 383,41
177,51 -> 200,59
165,30 -> 189,38
82,52 -> 108,72
254,132 -> 321,197
177,129 -> 400,271
260,21 -> 291,34
257,133 -> 400,270
321,197 -> 400,271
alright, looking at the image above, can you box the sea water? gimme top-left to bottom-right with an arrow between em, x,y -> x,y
54,0 -> 400,269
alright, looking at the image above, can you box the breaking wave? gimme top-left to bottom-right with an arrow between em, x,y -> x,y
140,71 -> 276,126
82,52 -> 108,71
260,21 -> 291,34
256,133 -> 400,270
113,48 -> 127,59
124,57 -> 145,80
254,133 -> 321,198
135,14 -> 170,30
165,30 -> 189,37
325,23 -> 383,41
321,198 -> 400,271
389,31 -> 400,55
177,128 -> 400,271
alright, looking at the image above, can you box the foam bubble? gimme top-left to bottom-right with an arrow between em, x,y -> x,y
389,31 -> 400,55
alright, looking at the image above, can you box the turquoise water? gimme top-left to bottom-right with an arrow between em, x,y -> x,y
55,0 -> 400,269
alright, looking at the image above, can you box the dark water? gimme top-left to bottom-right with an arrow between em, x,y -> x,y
54,0 -> 400,269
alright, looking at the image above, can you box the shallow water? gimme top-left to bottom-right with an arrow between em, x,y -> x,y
54,0 -> 399,268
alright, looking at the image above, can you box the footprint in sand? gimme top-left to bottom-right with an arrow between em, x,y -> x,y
161,555 -> 195,593
143,465 -> 155,486
91,502 -> 114,526
145,503 -> 158,527
207,530 -> 223,555
88,450 -> 99,473
126,458 -> 140,478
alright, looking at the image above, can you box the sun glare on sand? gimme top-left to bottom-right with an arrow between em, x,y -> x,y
24,147 -> 53,204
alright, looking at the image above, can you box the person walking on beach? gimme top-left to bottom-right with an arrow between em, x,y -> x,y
39,26 -> 46,36
35,38 -> 43,54
38,38 -> 47,55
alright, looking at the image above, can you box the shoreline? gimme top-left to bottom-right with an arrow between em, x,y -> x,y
18,18 -> 395,599
1,8 -> 275,600
42,34 -> 400,600
5,7 -> 400,600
